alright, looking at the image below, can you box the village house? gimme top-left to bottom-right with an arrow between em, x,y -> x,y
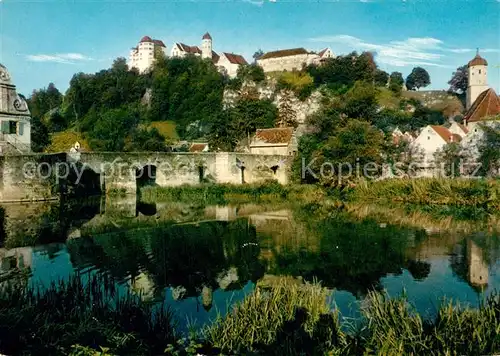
129,36 -> 167,73
257,47 -> 334,73
189,143 -> 209,153
171,33 -> 248,78
0,63 -> 31,154
411,125 -> 462,175
249,127 -> 297,156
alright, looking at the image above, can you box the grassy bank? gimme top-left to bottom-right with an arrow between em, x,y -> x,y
140,181 -> 327,205
349,178 -> 500,209
0,276 -> 498,355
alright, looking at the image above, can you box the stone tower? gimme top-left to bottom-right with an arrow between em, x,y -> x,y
466,50 -> 488,109
201,32 -> 213,60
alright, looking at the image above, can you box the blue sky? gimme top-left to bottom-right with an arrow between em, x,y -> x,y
1,0 -> 499,96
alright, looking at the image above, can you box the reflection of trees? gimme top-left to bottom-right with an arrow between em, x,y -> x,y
268,214 -> 413,296
67,219 -> 266,300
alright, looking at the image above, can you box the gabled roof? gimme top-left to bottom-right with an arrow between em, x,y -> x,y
140,36 -> 153,43
430,126 -> 462,143
202,32 -> 212,40
211,51 -> 220,64
464,88 -> 500,123
259,48 -> 310,60
318,48 -> 331,57
176,43 -> 202,54
252,128 -> 294,145
189,143 -> 208,152
456,122 -> 469,134
222,53 -> 248,65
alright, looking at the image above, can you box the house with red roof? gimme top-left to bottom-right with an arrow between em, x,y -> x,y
128,36 -> 167,73
170,33 -> 248,78
249,127 -> 297,156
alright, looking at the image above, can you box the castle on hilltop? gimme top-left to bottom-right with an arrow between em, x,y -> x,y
128,32 -> 334,77
128,33 -> 248,78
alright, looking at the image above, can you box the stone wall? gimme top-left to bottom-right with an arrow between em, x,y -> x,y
0,152 -> 292,201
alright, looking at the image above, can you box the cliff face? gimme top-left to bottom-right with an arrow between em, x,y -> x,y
223,81 -> 323,125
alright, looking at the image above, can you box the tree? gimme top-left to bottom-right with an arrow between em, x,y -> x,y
448,65 -> 468,95
433,142 -> 463,177
27,83 -> 63,120
374,69 -> 389,87
477,123 -> 500,177
30,117 -> 51,152
276,90 -> 298,128
342,81 -> 379,120
406,67 -> 430,91
237,64 -> 265,83
388,72 -> 404,95
252,49 -> 264,62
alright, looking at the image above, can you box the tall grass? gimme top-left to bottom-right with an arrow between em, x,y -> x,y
140,181 -> 326,206
0,275 -> 176,355
351,178 -> 499,209
204,277 -> 500,355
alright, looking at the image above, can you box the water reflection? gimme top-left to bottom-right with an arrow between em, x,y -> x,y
0,196 -> 498,329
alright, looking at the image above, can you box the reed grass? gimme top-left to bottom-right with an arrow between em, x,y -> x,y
351,178 -> 499,209
0,275 -> 176,355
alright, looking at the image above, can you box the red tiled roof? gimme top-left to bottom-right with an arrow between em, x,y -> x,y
468,54 -> 488,67
202,32 -> 212,40
176,43 -> 202,54
211,51 -> 220,64
430,126 -> 462,143
253,128 -> 293,144
223,53 -> 248,65
189,143 -> 208,152
464,88 -> 500,123
153,39 -> 166,48
140,36 -> 153,43
259,48 -> 310,60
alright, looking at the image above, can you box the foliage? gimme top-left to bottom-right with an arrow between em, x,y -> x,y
433,142 -> 464,177
477,123 -> 500,177
46,131 -> 91,153
307,51 -> 376,91
124,127 -> 168,152
252,49 -> 264,62
406,67 -> 431,91
0,275 -> 176,355
26,82 -> 63,121
147,120 -> 179,141
276,89 -> 298,128
373,69 -> 389,87
30,116 -> 51,152
388,72 -> 404,95
237,63 -> 266,83
207,96 -> 277,151
276,70 -> 315,100
448,65 -> 468,95
342,81 -> 379,119
148,55 -> 225,138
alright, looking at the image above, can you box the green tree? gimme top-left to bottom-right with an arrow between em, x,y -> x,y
434,142 -> 463,177
477,123 -> 500,177
276,90 -> 298,128
374,69 -> 389,87
27,83 -> 63,121
252,49 -> 264,63
448,65 -> 468,95
388,72 -> 404,95
30,117 -> 51,152
406,67 -> 431,91
342,81 -> 379,120
237,64 -> 265,83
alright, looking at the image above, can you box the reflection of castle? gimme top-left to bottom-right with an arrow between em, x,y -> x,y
0,247 -> 33,274
467,240 -> 488,288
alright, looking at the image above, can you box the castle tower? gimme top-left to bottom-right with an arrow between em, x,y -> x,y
466,49 -> 488,109
201,32 -> 213,60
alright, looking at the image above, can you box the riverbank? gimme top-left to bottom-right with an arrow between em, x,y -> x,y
0,275 -> 498,355
140,178 -> 500,210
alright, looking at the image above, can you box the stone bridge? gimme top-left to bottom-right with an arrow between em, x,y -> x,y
0,152 -> 292,201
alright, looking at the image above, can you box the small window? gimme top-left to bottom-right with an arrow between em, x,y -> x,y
9,121 -> 17,134
427,136 -> 430,140
479,69 -> 482,74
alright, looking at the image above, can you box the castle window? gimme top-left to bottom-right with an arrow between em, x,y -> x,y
427,136 -> 430,140
479,69 -> 482,74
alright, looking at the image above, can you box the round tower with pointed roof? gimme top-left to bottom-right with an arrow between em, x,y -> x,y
466,49 -> 489,109
201,32 -> 213,60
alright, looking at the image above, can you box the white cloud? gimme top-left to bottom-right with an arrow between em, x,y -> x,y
242,0 -> 264,6
25,53 -> 92,64
308,34 -> 454,67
